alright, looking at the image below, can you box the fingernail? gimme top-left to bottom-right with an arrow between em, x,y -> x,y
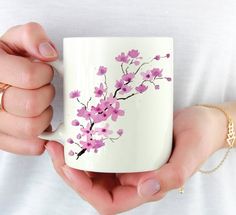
138,179 -> 161,198
39,42 -> 57,57
62,166 -> 73,181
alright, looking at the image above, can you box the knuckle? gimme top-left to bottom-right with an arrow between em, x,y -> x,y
22,22 -> 42,37
30,143 -> 45,155
22,67 -> 37,89
24,118 -> 40,137
25,92 -> 40,116
173,166 -> 187,188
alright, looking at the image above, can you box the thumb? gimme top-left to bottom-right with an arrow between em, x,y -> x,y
0,22 -> 58,61
137,130 -> 204,200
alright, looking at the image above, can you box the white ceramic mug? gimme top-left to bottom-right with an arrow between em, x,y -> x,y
39,37 -> 173,173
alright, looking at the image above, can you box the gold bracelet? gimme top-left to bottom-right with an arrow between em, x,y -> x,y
197,104 -> 235,174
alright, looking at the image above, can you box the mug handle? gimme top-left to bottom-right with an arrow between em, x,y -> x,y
38,60 -> 65,144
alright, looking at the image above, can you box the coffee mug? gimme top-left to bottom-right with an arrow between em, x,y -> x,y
39,37 -> 173,173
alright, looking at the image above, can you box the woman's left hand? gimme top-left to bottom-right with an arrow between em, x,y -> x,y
45,105 -> 228,215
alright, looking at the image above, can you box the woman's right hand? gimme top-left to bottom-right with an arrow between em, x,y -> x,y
0,22 -> 57,155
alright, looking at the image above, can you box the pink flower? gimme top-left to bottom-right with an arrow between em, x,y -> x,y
115,52 -> 129,63
69,90 -> 80,98
91,104 -> 103,113
115,79 -> 124,89
77,107 -> 94,121
93,110 -> 111,123
141,70 -> 153,80
165,77 -> 172,81
154,55 -> 161,60
99,94 -> 117,110
80,124 -> 95,137
135,84 -> 148,93
80,140 -> 94,152
151,68 -> 163,78
97,66 -> 107,75
119,85 -> 132,95
166,53 -> 170,58
71,119 -> 80,126
93,139 -> 105,152
109,102 -> 125,121
67,138 -> 74,144
94,83 -> 106,97
117,129 -> 123,136
68,150 -> 75,156
96,123 -> 113,137
122,73 -> 135,82
128,49 -> 140,58
155,85 -> 160,90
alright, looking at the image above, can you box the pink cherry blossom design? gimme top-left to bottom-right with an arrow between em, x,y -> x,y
134,61 -> 140,65
151,68 -> 163,78
77,107 -> 94,121
99,94 -> 117,110
115,52 -> 129,63
141,70 -> 153,80
71,119 -> 80,126
109,102 -> 125,121
68,150 -> 75,156
155,85 -> 160,90
67,138 -> 74,144
97,66 -> 107,75
91,104 -> 103,113
93,139 -> 105,152
117,129 -> 123,136
122,73 -> 135,82
96,123 -> 113,137
94,83 -> 106,97
69,90 -> 80,98
115,79 -> 124,89
80,124 -> 95,137
128,49 -> 140,58
135,84 -> 148,93
93,109 -> 112,123
119,85 -> 132,95
77,107 -> 86,117
80,140 -> 93,152
106,93 -> 118,105
154,55 -> 161,60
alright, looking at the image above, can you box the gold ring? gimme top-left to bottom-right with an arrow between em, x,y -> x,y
0,82 -> 11,112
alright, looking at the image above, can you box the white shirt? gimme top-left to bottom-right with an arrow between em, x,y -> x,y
0,0 -> 236,214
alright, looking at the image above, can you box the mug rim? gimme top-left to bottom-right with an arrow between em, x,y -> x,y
63,36 -> 173,41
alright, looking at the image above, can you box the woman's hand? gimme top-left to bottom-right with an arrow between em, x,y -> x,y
0,22 -> 57,155
46,104 -> 231,215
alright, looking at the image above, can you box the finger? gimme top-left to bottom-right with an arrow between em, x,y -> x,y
0,22 -> 58,60
3,84 -> 55,117
135,130 -> 205,201
0,132 -> 46,155
46,141 -> 148,214
0,51 -> 54,89
0,106 -> 53,139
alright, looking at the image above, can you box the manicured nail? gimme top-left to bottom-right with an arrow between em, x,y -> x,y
62,166 -> 73,181
138,179 -> 160,197
39,42 -> 57,57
